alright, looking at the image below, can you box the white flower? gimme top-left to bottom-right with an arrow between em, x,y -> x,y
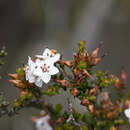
36,115 -> 53,130
25,48 -> 60,87
35,48 -> 60,63
33,59 -> 59,84
124,105 -> 130,123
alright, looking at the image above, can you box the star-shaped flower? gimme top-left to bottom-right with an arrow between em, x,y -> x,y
124,105 -> 130,123
35,48 -> 60,63
33,58 -> 59,84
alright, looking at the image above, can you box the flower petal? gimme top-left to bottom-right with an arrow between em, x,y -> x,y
48,66 -> 59,75
44,58 -> 54,66
35,55 -> 44,59
43,48 -> 50,58
28,56 -> 34,66
35,79 -> 43,87
33,67 -> 43,77
28,75 -> 35,83
124,109 -> 130,118
51,53 -> 60,62
42,73 -> 51,84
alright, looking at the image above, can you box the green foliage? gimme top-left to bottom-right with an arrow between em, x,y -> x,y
77,61 -> 87,70
44,85 -> 60,96
16,67 -> 25,76
0,42 -> 129,130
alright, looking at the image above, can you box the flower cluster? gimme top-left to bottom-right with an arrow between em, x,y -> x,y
25,48 -> 60,87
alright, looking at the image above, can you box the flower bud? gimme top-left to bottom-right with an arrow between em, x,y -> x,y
82,69 -> 91,77
88,105 -> 94,114
91,42 -> 103,58
114,78 -> 120,89
120,68 -> 127,88
58,60 -> 73,67
83,49 -> 90,62
74,68 -> 80,77
89,86 -> 98,96
56,80 -> 70,87
73,53 -> 82,63
8,73 -> 19,80
81,98 -> 90,107
9,80 -> 26,89
71,88 -> 78,97
91,53 -> 107,66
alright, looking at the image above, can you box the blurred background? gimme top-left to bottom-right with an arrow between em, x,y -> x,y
0,0 -> 130,129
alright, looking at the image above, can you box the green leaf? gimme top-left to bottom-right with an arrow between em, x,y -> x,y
44,86 -> 60,96
16,67 -> 24,76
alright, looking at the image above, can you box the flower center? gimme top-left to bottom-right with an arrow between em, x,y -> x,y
42,64 -> 50,72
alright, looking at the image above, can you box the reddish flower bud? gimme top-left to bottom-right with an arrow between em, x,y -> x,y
91,42 -> 103,58
56,80 -> 70,87
91,53 -> 107,65
8,73 -> 19,80
120,68 -> 127,88
73,53 -> 82,63
82,69 -> 94,80
74,68 -> 80,77
71,88 -> 79,97
115,68 -> 127,90
115,78 -> 120,89
83,50 -> 90,62
81,98 -> 90,107
88,105 -> 94,114
58,60 -> 73,67
89,86 -> 98,96
8,80 -> 26,89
